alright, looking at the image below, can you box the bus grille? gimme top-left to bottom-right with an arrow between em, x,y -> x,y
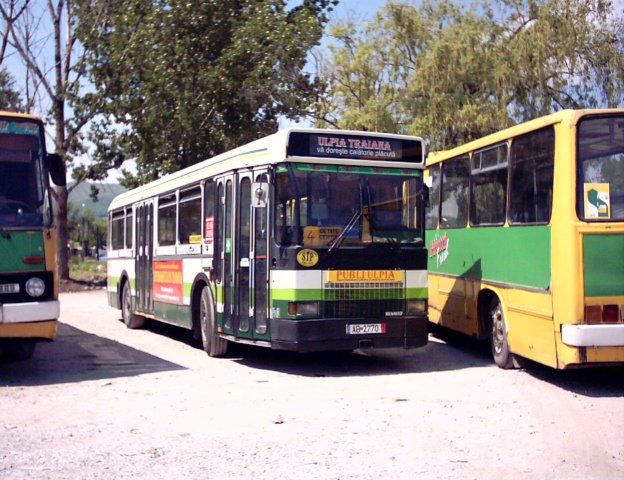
323,281 -> 404,318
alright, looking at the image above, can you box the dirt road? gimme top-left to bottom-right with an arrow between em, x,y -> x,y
1,290 -> 623,479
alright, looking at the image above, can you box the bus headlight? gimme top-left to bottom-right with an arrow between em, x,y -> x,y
25,277 -> 46,297
406,299 -> 427,315
288,301 -> 320,316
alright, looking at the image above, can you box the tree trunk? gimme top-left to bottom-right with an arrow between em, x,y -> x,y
56,185 -> 70,280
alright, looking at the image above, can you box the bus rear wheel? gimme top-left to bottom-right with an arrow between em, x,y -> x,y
0,339 -> 36,361
200,286 -> 228,357
489,297 -> 514,369
121,281 -> 145,329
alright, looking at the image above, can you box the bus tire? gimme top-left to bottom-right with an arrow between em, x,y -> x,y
121,281 -> 145,329
489,296 -> 514,369
1,339 -> 36,361
200,285 -> 228,357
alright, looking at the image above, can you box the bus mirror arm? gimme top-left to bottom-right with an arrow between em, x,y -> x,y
47,153 -> 66,187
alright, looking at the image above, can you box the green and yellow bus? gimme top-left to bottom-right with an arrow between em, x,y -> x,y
425,109 -> 624,369
107,128 -> 429,356
0,111 -> 66,360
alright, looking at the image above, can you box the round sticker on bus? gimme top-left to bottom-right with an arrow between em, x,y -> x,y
297,249 -> 319,267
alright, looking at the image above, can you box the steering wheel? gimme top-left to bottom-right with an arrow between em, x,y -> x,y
0,199 -> 34,214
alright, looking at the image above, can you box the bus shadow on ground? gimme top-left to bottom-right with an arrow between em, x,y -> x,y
0,323 -> 185,387
227,335 -> 492,378
430,324 -> 624,398
523,363 -> 624,398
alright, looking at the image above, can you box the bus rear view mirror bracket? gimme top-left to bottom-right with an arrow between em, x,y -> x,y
251,182 -> 272,208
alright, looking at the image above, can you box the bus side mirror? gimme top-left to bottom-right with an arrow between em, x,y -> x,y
251,182 -> 271,208
47,153 -> 66,187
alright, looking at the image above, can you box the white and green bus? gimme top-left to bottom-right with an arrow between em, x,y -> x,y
107,129 -> 429,356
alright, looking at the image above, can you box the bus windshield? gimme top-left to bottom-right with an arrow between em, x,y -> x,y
0,122 -> 48,228
275,163 -> 425,248
578,114 -> 624,221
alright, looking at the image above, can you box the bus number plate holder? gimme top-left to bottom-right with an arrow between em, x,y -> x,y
346,323 -> 386,335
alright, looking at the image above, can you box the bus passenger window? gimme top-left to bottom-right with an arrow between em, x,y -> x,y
125,210 -> 133,249
440,155 -> 470,228
470,144 -> 508,226
425,165 -> 440,229
509,126 -> 555,224
179,186 -> 201,244
111,211 -> 124,250
158,193 -> 177,246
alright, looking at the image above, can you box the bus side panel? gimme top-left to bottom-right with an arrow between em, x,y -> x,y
43,227 -> 59,298
428,226 -> 551,289
503,288 -> 557,368
428,226 -> 552,347
107,252 -> 135,309
428,274 -> 477,337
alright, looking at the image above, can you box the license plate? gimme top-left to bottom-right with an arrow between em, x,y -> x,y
346,323 -> 386,335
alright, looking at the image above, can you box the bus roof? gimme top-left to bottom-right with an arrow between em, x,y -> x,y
427,108 -> 624,165
0,111 -> 43,122
109,128 -> 424,212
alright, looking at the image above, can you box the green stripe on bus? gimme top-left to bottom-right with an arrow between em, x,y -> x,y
583,233 -> 624,297
405,287 -> 428,299
427,225 -> 551,289
271,288 -> 323,301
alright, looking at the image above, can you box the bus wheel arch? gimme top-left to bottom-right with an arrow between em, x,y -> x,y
199,284 -> 228,357
487,294 -> 515,369
121,277 -> 145,329
190,277 -> 209,342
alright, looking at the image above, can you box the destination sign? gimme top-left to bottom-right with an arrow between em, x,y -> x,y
287,132 -> 424,163
0,120 -> 40,136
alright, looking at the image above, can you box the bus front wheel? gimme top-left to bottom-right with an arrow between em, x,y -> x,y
489,297 -> 514,369
121,281 -> 145,329
200,286 -> 228,357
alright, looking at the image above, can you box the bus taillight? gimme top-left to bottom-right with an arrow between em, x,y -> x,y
603,305 -> 619,323
585,304 -> 622,324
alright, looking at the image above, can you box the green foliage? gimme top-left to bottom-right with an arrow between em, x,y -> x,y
0,68 -> 22,111
75,0 -> 337,187
317,0 -> 624,150
68,181 -> 126,218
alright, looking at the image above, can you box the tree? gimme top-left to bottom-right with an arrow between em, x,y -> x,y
1,0 -> 105,280
316,0 -> 624,150
75,0 -> 338,188
0,68 -> 22,110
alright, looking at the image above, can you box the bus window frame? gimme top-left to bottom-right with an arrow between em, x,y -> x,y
157,191 -> 178,247
440,154 -> 470,229
469,142 -> 509,227
508,125 -> 555,226
178,184 -> 202,246
576,113 -> 624,223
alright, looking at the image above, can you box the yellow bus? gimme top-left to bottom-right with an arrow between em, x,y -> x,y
0,112 -> 65,360
425,109 -> 624,369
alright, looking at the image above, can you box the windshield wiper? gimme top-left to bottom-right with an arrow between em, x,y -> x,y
327,208 -> 362,253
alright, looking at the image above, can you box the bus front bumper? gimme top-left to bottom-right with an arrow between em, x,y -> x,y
0,300 -> 60,324
269,316 -> 428,353
561,323 -> 624,347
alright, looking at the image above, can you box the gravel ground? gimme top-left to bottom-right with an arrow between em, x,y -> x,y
1,290 -> 623,479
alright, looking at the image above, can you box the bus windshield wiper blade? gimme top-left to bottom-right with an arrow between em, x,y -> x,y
327,208 -> 362,253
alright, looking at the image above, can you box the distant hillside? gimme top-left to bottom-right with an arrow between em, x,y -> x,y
68,182 -> 127,218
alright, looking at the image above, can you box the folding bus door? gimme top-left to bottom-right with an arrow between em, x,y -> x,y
235,170 -> 270,339
135,201 -> 154,313
215,175 -> 235,334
